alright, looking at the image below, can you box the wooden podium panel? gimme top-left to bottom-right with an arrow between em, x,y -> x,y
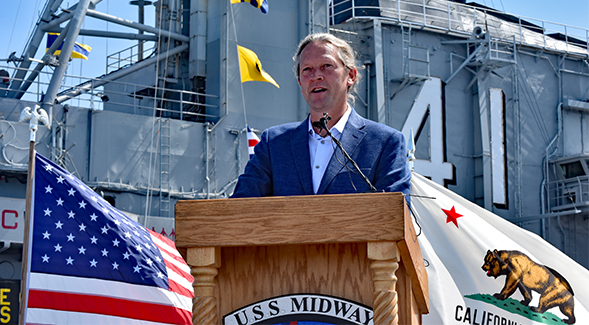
218,243 -> 374,314
175,192 -> 428,325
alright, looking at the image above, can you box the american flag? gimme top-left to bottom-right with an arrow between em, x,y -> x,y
25,153 -> 194,324
247,125 -> 260,159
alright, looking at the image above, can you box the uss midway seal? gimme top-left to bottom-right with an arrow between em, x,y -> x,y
223,294 -> 374,325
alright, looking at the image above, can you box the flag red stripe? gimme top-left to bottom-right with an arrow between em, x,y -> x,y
151,231 -> 193,271
248,139 -> 259,146
160,248 -> 191,273
160,245 -> 189,265
150,229 -> 176,247
167,278 -> 194,299
157,245 -> 192,276
150,230 -> 194,297
28,289 -> 191,325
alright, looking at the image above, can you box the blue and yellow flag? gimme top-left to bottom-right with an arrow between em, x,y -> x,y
237,45 -> 279,88
46,33 -> 92,60
231,0 -> 268,14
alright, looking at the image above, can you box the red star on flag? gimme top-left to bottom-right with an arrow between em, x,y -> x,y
442,206 -> 463,228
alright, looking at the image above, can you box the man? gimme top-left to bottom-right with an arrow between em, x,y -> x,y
231,33 -> 410,197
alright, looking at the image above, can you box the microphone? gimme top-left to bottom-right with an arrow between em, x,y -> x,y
311,114 -> 331,131
312,113 -> 378,192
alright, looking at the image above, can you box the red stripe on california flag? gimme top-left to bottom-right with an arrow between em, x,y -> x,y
248,139 -> 259,146
28,289 -> 192,325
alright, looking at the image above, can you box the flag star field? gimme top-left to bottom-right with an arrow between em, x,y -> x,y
31,157 -> 169,288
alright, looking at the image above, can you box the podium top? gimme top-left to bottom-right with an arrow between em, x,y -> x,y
175,192 -> 407,247
175,191 -> 429,314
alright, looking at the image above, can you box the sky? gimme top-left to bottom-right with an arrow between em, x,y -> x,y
0,0 -> 156,103
0,0 -> 587,100
479,0 -> 589,30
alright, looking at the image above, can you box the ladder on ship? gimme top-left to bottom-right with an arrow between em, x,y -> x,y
160,118 -> 171,218
391,23 -> 431,101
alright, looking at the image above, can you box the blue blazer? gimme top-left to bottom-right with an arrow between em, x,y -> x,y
232,109 -> 411,197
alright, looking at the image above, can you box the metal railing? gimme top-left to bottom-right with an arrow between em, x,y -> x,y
107,43 -> 157,74
329,0 -> 589,57
547,175 -> 589,211
0,63 -> 219,121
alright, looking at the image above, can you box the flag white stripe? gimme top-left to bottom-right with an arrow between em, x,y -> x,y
167,267 -> 194,291
157,244 -> 192,275
29,273 -> 192,311
163,253 -> 192,279
149,234 -> 193,293
151,234 -> 183,259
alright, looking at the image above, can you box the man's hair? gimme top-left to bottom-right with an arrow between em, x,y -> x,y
293,33 -> 360,98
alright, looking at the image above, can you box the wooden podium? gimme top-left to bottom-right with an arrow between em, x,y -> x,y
175,192 -> 428,325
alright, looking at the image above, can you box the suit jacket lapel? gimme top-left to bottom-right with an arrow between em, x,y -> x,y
317,110 -> 366,194
291,118 -> 315,195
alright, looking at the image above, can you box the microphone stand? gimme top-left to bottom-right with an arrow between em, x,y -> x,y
313,113 -> 378,192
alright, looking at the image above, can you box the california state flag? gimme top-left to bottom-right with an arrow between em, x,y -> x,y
411,173 -> 589,325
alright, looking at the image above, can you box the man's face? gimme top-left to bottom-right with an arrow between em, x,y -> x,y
298,41 -> 356,118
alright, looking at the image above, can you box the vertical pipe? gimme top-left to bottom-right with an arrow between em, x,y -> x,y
325,0 -> 329,31
205,122 -> 210,199
372,19 -> 386,125
519,18 -> 523,46
543,21 -> 546,49
564,25 -> 569,53
180,91 -> 183,120
328,0 -> 332,26
586,29 -> 589,57
422,0 -> 426,26
189,0 -> 208,78
310,0 -> 314,34
447,2 -> 451,31
225,0 -> 229,119
139,3 -> 145,60
558,57 -> 563,156
365,61 -> 372,120
52,117 -> 57,161
513,62 -> 523,217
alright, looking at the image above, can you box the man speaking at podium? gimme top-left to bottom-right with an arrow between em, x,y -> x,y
232,33 -> 410,198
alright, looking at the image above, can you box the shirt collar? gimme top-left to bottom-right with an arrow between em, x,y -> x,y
307,105 -> 352,137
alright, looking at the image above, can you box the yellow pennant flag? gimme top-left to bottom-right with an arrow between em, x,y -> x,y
230,0 -> 268,14
46,33 -> 92,60
237,45 -> 279,88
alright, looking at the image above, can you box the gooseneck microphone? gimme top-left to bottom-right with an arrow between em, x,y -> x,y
312,113 -> 378,192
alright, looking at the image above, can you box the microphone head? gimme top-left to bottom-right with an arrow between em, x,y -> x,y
312,121 -> 323,129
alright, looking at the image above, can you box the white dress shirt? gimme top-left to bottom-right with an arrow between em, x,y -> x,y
308,106 -> 352,194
